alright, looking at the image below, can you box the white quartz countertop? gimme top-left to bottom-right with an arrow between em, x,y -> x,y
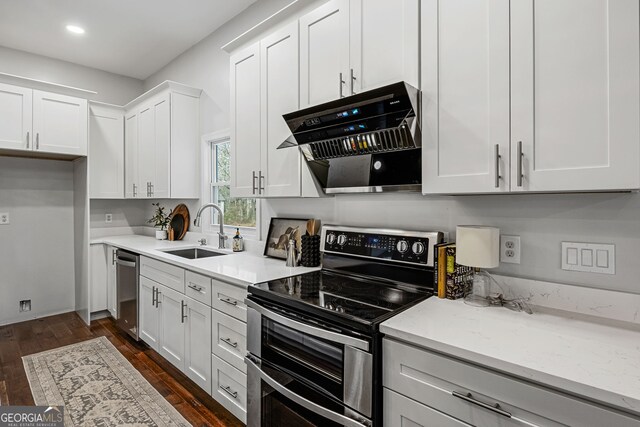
92,235 -> 320,287
381,298 -> 640,415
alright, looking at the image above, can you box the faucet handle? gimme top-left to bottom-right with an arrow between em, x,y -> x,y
198,238 -> 207,246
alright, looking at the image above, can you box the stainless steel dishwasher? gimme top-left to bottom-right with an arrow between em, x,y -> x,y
115,249 -> 139,340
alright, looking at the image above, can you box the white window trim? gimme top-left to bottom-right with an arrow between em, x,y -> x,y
201,130 -> 261,239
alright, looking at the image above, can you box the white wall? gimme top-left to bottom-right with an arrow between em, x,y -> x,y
90,199 -> 200,231
0,157 -> 76,325
144,0 -> 640,295
0,45 -> 144,104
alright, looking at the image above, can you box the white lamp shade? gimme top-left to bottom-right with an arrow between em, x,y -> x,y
456,226 -> 500,268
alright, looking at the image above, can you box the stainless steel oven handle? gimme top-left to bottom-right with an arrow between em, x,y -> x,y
246,300 -> 369,352
245,357 -> 369,427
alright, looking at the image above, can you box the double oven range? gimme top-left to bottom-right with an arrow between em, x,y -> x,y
246,225 -> 443,426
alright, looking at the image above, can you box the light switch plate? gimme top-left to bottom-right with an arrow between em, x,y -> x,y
0,212 -> 9,225
561,242 -> 615,275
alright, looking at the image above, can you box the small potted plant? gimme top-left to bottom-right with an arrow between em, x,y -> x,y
148,203 -> 172,240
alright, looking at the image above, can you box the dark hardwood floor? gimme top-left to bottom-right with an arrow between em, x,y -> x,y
0,311 -> 243,427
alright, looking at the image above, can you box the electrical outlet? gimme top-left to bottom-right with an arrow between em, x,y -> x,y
0,212 -> 9,225
500,235 -> 521,264
105,213 -> 113,223
19,300 -> 31,312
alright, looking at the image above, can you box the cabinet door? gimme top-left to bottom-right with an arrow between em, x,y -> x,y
33,90 -> 87,156
260,21 -> 302,197
300,0 -> 350,107
384,388 -> 472,427
0,83 -> 32,151
137,104 -> 154,199
184,297 -> 212,392
124,112 -> 139,198
422,0 -> 510,194
151,95 -> 171,198
158,285 -> 186,371
89,104 -> 124,198
89,244 -> 108,313
106,246 -> 117,318
511,0 -> 640,192
230,42 -> 262,198
139,277 -> 159,351
349,0 -> 420,93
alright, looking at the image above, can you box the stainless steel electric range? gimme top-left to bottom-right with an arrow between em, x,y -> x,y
245,225 -> 444,427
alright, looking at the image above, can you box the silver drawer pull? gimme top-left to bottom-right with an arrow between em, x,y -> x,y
219,297 -> 238,306
452,391 -> 512,418
220,384 -> 238,399
188,284 -> 204,293
221,337 -> 238,348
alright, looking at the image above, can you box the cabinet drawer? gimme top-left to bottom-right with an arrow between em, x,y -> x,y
384,339 -> 640,427
212,308 -> 247,373
384,388 -> 471,427
185,271 -> 212,306
211,279 -> 247,322
211,353 -> 247,423
140,256 -> 185,293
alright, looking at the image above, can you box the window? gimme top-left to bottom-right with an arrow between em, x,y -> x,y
210,138 -> 258,232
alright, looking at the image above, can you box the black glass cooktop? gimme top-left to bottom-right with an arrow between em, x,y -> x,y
249,270 -> 432,332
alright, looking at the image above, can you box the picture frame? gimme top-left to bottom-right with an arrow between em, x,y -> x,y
263,217 -> 309,259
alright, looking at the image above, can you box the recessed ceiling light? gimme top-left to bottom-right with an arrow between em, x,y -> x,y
66,25 -> 85,35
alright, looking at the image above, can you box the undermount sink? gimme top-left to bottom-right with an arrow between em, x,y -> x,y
163,247 -> 226,259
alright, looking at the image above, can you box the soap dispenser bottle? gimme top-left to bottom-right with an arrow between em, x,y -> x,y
232,227 -> 244,252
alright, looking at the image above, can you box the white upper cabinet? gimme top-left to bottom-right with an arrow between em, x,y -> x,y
0,83 -> 32,151
0,82 -> 87,157
300,0 -> 350,107
230,43 -> 262,199
89,103 -> 124,198
350,0 -> 420,93
33,90 -> 88,156
124,82 -> 201,199
260,22 -> 303,198
422,0 -> 510,194
511,0 -> 640,192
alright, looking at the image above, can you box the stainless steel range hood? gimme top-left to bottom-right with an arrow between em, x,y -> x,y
280,82 -> 421,194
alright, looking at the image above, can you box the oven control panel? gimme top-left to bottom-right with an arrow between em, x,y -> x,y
321,226 -> 443,267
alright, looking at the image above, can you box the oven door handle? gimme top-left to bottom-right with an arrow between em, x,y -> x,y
246,299 -> 369,352
245,357 -> 370,427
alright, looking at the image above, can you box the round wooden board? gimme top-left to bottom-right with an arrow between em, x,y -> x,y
170,204 -> 190,241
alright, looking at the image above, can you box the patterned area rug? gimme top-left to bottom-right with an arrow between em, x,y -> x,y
22,336 -> 189,426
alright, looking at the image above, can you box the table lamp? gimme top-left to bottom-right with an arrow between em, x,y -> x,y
456,226 -> 500,306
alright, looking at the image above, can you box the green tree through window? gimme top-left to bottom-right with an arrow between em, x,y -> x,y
211,141 -> 256,228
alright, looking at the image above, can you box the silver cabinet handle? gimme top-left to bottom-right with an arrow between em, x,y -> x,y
517,141 -> 523,187
36,133 -> 39,150
219,297 -> 238,306
246,299 -> 369,352
350,68 -> 356,95
452,391 -> 512,418
339,72 -> 345,98
245,357 -> 368,427
252,171 -> 257,195
220,384 -> 238,399
221,337 -> 238,348
116,259 -> 137,268
181,301 -> 187,323
156,290 -> 161,307
26,131 -> 30,149
152,286 -> 157,306
149,182 -> 154,197
188,284 -> 204,293
133,183 -> 137,197
112,249 -> 116,265
258,170 -> 265,194
494,144 -> 501,188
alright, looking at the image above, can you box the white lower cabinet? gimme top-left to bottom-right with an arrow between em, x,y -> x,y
212,353 -> 247,423
184,297 -> 212,392
139,276 -> 160,351
383,338 -> 640,427
89,244 -> 108,313
158,285 -> 187,370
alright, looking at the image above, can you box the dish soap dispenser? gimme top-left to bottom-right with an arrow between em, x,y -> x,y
232,228 -> 244,252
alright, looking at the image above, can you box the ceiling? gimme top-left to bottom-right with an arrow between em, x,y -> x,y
0,0 -> 257,80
